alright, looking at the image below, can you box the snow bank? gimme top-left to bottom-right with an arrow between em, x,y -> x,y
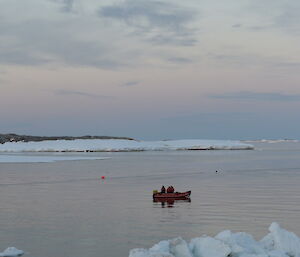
0,139 -> 253,152
129,223 -> 300,257
0,247 -> 24,257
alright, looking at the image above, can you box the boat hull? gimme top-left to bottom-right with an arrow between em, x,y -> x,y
153,191 -> 191,199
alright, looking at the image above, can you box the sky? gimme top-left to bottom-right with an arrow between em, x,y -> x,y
0,0 -> 300,140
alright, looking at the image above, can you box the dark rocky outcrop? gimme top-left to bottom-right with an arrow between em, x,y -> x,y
0,133 -> 134,144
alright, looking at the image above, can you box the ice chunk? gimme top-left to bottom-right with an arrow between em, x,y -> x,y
260,232 -> 275,251
169,238 -> 193,257
0,247 -> 24,257
267,250 -> 289,257
190,236 -> 231,257
150,240 -> 170,253
262,222 -> 300,257
215,230 -> 244,255
216,230 -> 266,256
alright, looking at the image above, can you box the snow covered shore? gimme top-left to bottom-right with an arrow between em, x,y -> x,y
129,223 -> 300,257
0,139 -> 253,152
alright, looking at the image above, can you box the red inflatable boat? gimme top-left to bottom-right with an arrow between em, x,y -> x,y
153,190 -> 191,199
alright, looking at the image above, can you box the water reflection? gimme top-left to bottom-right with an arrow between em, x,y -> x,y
153,198 -> 191,208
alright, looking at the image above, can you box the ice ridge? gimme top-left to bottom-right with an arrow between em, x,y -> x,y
129,223 -> 300,257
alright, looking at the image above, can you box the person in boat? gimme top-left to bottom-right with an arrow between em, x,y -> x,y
167,186 -> 175,193
161,185 -> 166,193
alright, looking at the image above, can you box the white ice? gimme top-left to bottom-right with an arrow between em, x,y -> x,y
0,139 -> 253,152
243,139 -> 298,143
129,223 -> 300,257
0,247 -> 24,257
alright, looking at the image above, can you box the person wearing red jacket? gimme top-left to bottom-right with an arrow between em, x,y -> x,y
167,186 -> 175,193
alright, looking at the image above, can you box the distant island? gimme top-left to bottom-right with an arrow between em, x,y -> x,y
0,133 -> 134,144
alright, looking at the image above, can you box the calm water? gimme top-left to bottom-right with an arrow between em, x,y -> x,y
1,142 -> 300,256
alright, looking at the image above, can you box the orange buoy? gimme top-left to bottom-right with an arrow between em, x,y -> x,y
101,176 -> 105,179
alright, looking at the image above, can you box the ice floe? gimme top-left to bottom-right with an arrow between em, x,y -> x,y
129,223 -> 300,257
0,139 -> 253,152
0,247 -> 24,257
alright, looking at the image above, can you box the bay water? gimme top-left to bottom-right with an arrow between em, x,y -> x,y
0,142 -> 300,256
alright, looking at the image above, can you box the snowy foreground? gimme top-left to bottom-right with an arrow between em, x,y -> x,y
0,139 -> 253,152
129,223 -> 300,257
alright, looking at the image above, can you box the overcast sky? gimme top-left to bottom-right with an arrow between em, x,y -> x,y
1,0 -> 300,140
